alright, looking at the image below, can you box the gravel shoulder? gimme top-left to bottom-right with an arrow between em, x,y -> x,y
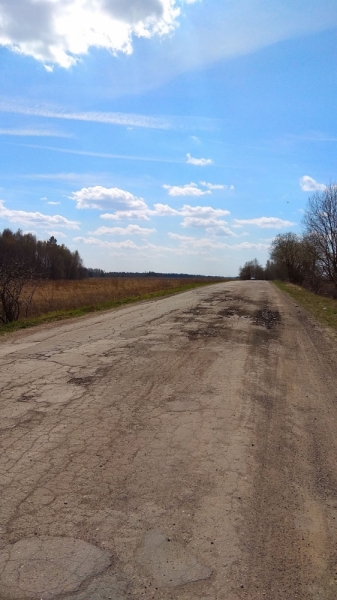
0,281 -> 336,600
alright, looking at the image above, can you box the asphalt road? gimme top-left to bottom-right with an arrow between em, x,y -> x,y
0,281 -> 337,600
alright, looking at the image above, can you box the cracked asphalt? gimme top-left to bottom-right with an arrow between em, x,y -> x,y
0,281 -> 337,600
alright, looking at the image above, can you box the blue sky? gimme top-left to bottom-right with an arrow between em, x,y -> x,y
0,0 -> 336,276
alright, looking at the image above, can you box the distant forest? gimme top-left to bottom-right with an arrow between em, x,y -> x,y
0,229 -> 224,281
86,268 -> 224,279
0,229 -> 85,280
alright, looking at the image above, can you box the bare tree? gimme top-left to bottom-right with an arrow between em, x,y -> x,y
0,259 -> 36,323
239,258 -> 265,280
270,233 -> 305,284
303,184 -> 337,291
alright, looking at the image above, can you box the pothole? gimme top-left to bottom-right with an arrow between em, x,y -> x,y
68,376 -> 95,386
218,309 -> 236,317
186,326 -> 220,340
17,394 -> 35,403
254,308 -> 281,329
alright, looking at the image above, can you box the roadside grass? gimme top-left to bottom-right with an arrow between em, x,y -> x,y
274,281 -> 337,331
0,277 -> 225,336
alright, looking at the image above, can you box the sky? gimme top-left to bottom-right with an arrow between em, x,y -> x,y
0,0 -> 337,276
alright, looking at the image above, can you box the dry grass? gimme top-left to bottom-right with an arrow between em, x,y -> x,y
274,281 -> 337,331
20,277 -> 216,319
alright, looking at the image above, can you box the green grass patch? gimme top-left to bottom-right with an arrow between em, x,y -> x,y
274,281 -> 337,331
0,280 -> 220,337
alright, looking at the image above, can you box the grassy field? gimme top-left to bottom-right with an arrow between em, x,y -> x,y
274,281 -> 337,331
0,277 -> 223,335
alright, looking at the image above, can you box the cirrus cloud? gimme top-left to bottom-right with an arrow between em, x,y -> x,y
0,128 -> 72,138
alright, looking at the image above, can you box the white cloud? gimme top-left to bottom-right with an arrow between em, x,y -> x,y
129,1 -> 337,96
179,205 -> 230,217
181,217 -> 235,236
1,1 -> 335,99
181,217 -> 225,228
168,233 -> 195,242
163,182 -> 211,196
0,200 -> 80,229
90,224 -> 155,236
168,233 -> 229,250
152,203 -> 178,217
151,204 -> 230,218
47,201 -> 61,205
300,175 -> 326,192
46,231 -> 67,238
74,235 -> 204,257
229,242 -> 270,250
233,217 -> 295,229
186,153 -> 213,166
259,237 -> 275,243
74,227 -> 270,263
99,199 -> 231,221
167,233 -> 269,251
73,237 -> 138,249
0,0 -> 183,68
101,210 -> 151,221
200,182 -> 227,190
70,184 -> 232,227
70,185 -> 147,212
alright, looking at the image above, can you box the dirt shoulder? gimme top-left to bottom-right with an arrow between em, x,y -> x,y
0,281 -> 336,599
274,280 -> 337,339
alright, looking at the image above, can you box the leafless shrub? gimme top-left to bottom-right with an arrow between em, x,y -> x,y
0,259 -> 37,323
303,184 -> 337,292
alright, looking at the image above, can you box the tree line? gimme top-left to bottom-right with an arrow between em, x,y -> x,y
87,270 -> 223,279
0,229 -> 85,280
239,183 -> 337,297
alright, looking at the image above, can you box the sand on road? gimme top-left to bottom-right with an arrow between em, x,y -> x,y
0,281 -> 337,600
